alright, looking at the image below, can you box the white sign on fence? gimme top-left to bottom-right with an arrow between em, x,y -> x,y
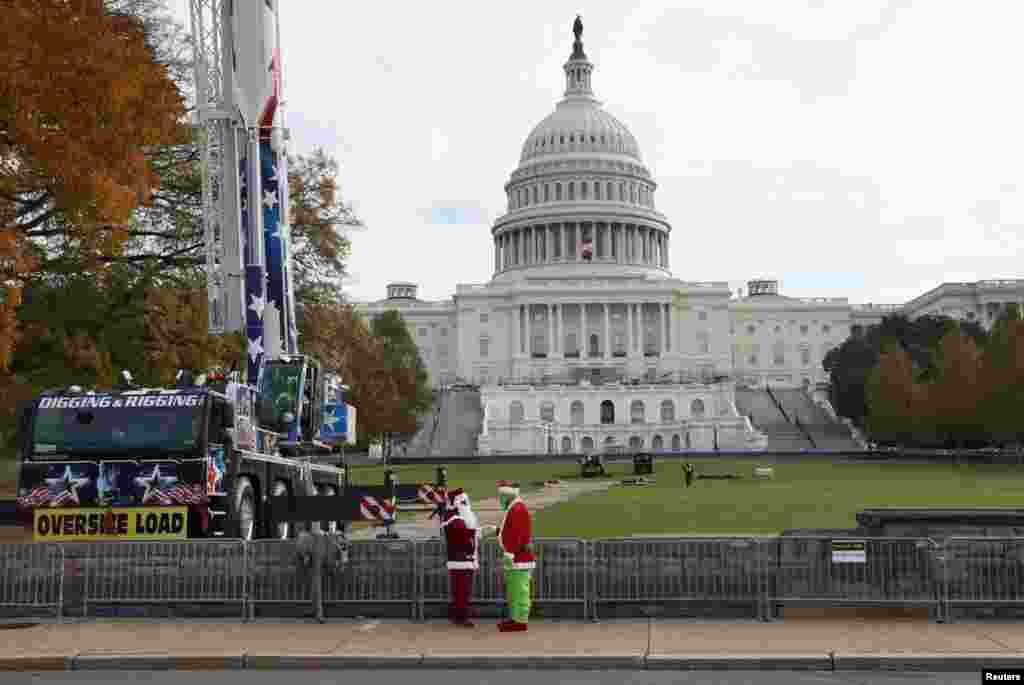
831,540 -> 867,563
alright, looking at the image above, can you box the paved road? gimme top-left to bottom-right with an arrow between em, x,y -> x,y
1,670 -> 979,684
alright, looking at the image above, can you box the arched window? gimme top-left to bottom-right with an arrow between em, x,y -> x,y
607,182 -> 613,200
595,182 -> 601,200
671,434 -> 681,450
544,184 -> 550,202
589,333 -> 599,357
532,186 -> 538,204
568,182 -> 575,200
555,183 -> 562,200
800,347 -> 811,366
581,436 -> 594,452
652,435 -> 664,450
628,436 -> 643,449
619,183 -> 625,201
660,400 -> 675,423
581,182 -> 588,200
509,401 -> 524,424
561,436 -> 573,453
539,401 -> 555,423
570,400 -> 585,425
690,399 -> 705,419
600,400 -> 615,424
630,400 -> 645,424
697,332 -> 710,354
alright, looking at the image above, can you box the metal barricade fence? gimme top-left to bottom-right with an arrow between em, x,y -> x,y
247,540 -> 313,619
80,541 -> 247,619
417,539 -> 588,621
942,537 -> 1024,622
590,538 -> 770,620
323,539 -> 416,619
15,535 -> 1024,622
771,537 -> 941,617
418,539 -> 502,621
0,543 -> 64,620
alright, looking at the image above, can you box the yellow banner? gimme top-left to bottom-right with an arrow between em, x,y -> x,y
33,507 -> 188,541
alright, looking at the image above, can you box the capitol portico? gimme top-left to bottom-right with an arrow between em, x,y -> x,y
356,19 -> 1024,455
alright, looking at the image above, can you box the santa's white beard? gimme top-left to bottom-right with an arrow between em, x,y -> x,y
458,505 -> 479,530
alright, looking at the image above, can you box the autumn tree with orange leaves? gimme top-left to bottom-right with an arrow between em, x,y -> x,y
0,0 -> 184,369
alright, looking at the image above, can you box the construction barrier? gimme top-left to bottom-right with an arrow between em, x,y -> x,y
941,537 -> 1024,622
770,537 -> 942,619
3,536 -> 1024,622
247,539 -> 313,618
78,541 -> 247,619
590,538 -> 771,621
323,539 -> 417,618
0,543 -> 64,620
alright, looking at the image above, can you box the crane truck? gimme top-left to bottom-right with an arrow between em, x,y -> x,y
14,0 -> 366,542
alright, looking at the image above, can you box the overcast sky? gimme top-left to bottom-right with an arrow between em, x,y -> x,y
169,0 -> 1022,305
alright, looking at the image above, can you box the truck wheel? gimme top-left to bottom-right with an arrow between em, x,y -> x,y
270,481 -> 291,539
231,477 -> 257,541
318,485 -> 338,534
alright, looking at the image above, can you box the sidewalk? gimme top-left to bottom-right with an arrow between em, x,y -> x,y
2,618 -> 1024,671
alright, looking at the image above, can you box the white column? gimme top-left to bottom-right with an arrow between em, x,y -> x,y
664,302 -> 671,352
515,304 -> 522,356
548,303 -> 556,356
627,303 -> 634,354
525,303 -> 532,356
581,304 -> 589,359
559,303 -> 566,355
603,303 -> 611,359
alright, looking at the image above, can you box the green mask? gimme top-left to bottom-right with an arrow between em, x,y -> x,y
499,491 -> 517,510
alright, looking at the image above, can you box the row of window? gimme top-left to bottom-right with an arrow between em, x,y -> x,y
508,179 -> 653,210
556,434 -> 686,452
735,343 -> 834,367
735,323 -> 837,336
527,130 -> 630,155
506,398 -> 707,425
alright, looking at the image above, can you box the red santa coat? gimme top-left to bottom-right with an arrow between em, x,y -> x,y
498,498 -> 536,569
442,511 -> 479,570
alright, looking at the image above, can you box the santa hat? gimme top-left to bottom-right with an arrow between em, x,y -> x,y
497,480 -> 520,497
447,487 -> 467,508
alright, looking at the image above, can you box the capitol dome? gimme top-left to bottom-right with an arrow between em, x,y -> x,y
491,18 -> 672,284
519,100 -> 643,165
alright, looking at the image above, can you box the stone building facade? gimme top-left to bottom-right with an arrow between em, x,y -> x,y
355,25 -> 1024,455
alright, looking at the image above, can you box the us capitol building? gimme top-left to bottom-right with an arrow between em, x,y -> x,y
357,20 -> 1024,455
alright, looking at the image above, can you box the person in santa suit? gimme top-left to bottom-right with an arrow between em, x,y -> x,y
496,480 -> 535,632
441,487 -> 480,627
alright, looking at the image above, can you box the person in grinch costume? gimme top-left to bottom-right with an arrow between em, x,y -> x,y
441,487 -> 480,627
496,480 -> 535,632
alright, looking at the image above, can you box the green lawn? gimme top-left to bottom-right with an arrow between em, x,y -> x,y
346,462 -> 582,503
348,459 -> 1024,538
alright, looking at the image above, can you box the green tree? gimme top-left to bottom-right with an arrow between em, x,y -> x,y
369,310 -> 432,452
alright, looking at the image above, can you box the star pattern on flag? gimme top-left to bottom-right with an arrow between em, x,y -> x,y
45,466 -> 90,506
263,189 -> 278,210
248,293 -> 266,320
247,336 -> 264,363
269,162 -> 283,184
134,465 -> 178,505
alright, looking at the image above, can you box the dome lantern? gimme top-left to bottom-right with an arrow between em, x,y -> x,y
563,15 -> 595,101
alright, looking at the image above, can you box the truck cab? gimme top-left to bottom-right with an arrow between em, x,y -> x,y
14,385 -> 234,542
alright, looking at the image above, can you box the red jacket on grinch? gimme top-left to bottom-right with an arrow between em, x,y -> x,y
498,498 -> 535,569
442,510 -> 479,570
